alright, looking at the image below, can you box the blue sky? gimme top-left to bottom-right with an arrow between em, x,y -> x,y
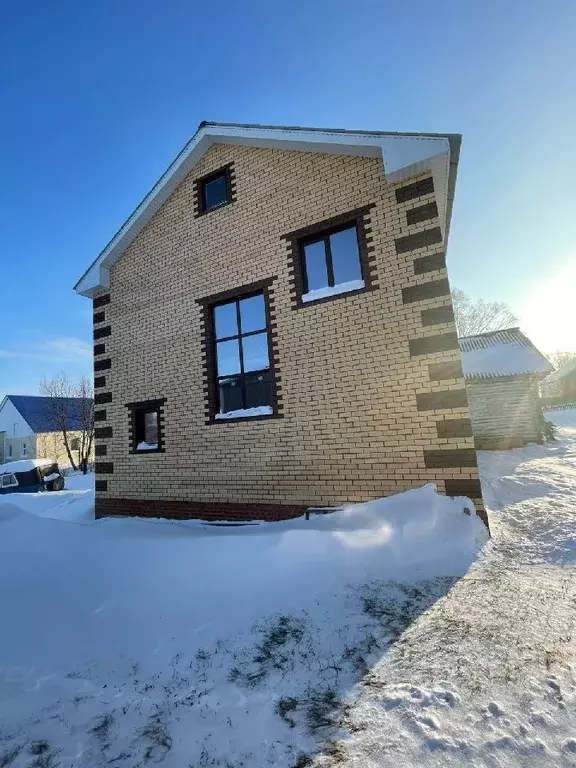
1,0 -> 575,398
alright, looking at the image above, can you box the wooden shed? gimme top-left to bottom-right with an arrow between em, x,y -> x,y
459,328 -> 553,449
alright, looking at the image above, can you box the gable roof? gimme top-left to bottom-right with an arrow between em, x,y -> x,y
4,395 -> 92,433
74,121 -> 461,297
458,328 -> 553,382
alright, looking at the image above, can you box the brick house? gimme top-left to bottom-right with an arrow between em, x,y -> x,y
459,328 -> 553,449
74,122 -> 484,522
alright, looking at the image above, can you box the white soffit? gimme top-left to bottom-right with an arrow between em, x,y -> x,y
74,124 -> 452,296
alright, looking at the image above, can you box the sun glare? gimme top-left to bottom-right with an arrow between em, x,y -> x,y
519,260 -> 576,353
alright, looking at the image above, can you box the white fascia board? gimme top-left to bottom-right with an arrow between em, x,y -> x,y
74,125 -> 452,297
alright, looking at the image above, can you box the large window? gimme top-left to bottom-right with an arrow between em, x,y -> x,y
301,224 -> 364,300
212,291 -> 274,419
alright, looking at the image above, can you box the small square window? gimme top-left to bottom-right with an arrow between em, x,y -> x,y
194,164 -> 235,216
125,399 -> 166,454
203,173 -> 228,210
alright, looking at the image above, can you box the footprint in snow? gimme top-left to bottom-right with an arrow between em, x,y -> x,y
485,701 -> 505,718
562,739 -> 576,753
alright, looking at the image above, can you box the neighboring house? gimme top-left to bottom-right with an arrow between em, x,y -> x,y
0,396 -> 94,466
459,328 -> 553,449
74,121 -> 485,523
541,359 -> 576,403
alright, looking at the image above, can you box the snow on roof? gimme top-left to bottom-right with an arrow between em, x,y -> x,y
5,395 -> 93,434
543,358 -> 576,384
74,121 -> 461,296
0,458 -> 54,474
458,328 -> 553,381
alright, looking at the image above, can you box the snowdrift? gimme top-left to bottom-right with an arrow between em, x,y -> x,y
0,484 -> 486,767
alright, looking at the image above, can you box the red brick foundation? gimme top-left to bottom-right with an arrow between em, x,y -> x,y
95,497 -> 310,522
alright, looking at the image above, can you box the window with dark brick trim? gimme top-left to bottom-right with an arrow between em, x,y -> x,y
209,290 -> 276,420
194,164 -> 235,216
282,205 -> 376,308
125,399 -> 166,454
300,224 -> 363,299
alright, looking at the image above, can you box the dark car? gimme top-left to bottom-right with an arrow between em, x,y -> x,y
0,459 -> 65,494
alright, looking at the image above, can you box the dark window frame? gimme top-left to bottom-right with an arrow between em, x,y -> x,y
282,204 -> 377,309
193,163 -> 236,218
196,278 -> 282,425
299,222 -> 364,295
125,398 -> 167,455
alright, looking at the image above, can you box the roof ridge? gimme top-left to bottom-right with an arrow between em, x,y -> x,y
458,326 -> 520,341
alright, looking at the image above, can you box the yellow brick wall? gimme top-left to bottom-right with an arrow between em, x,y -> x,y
93,143 -> 481,514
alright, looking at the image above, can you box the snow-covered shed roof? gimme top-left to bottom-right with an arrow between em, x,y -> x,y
74,121 -> 461,296
3,395 -> 92,434
458,328 -> 553,382
543,358 -> 576,385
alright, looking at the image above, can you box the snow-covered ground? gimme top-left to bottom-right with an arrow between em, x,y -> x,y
0,410 -> 574,766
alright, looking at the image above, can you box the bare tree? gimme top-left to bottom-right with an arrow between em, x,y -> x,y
452,288 -> 518,337
546,350 -> 576,371
39,373 -> 94,474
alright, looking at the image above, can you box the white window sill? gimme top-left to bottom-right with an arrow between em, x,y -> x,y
215,406 -> 273,420
136,442 -> 159,451
301,279 -> 365,303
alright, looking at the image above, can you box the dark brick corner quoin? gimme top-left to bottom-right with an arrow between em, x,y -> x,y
436,418 -> 473,439
416,388 -> 469,412
395,176 -> 434,203
423,449 -> 478,469
281,204 -> 378,309
428,360 -> 464,382
125,398 -> 167,454
95,462 -> 114,474
413,251 -> 446,276
196,277 -> 283,424
408,332 -> 459,357
406,201 -> 438,226
395,227 -> 443,255
193,162 -> 237,218
94,498 -> 310,522
93,294 -> 110,309
94,325 -> 111,340
402,278 -> 450,305
420,305 -> 454,328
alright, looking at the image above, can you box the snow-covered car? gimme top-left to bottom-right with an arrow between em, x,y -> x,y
0,458 -> 65,494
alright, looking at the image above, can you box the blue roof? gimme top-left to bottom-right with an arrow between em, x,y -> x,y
6,395 -> 93,433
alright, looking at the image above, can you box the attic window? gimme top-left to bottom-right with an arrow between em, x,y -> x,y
194,163 -> 236,217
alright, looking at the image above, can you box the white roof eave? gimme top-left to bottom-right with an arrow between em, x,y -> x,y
74,124 -> 453,297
